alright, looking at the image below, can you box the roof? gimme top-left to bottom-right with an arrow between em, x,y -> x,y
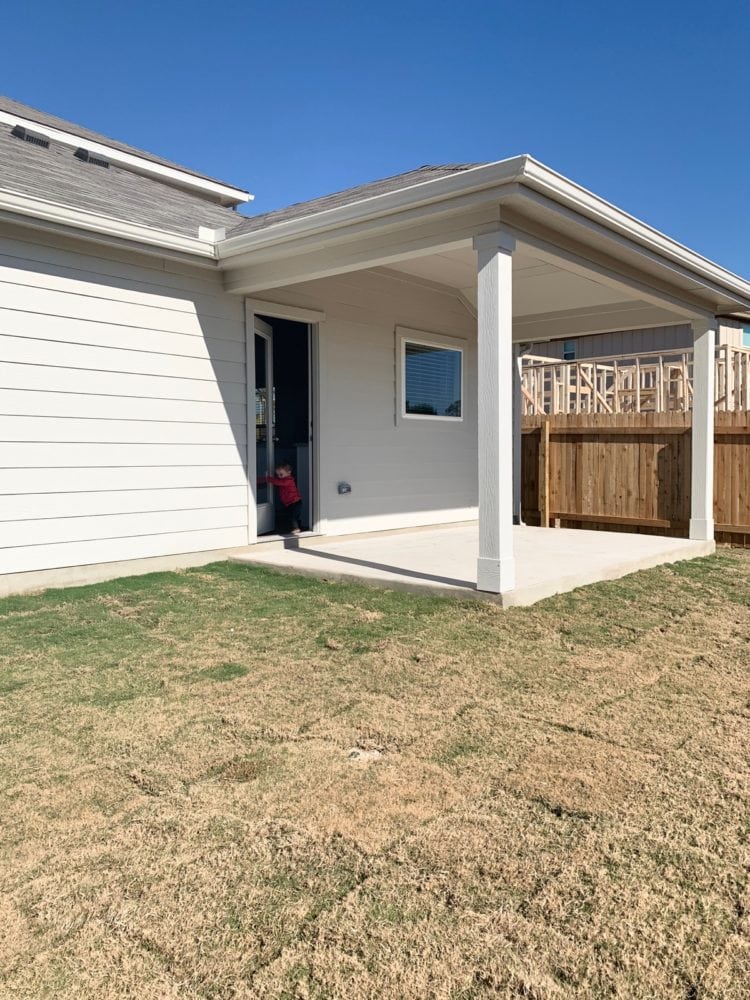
0,96 -> 246,194
230,164 -> 483,235
219,155 -> 750,319
0,120 -> 246,239
1,98 -> 748,320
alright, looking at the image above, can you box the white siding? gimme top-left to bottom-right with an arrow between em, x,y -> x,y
253,269 -> 479,536
0,225 -> 248,577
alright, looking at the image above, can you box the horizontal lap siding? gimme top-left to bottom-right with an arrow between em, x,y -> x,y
0,229 -> 248,575
0,389 -> 246,423
2,466 -> 248,494
0,416 -> 245,445
254,270 -> 478,534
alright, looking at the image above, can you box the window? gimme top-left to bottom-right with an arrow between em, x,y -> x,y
397,328 -> 464,422
563,339 -> 577,361
743,327 -> 750,348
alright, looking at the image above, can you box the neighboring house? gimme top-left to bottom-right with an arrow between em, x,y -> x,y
1,96 -> 750,597
524,319 -> 748,363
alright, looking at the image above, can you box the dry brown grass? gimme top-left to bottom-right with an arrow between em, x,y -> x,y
0,553 -> 748,998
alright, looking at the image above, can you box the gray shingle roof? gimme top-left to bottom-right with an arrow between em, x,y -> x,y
0,122 -> 245,238
0,96 -> 247,194
0,99 -> 486,246
230,164 -> 483,235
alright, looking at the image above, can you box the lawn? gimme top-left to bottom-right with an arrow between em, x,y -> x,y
0,553 -> 748,999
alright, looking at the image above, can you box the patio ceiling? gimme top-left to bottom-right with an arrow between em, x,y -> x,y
376,243 -> 688,342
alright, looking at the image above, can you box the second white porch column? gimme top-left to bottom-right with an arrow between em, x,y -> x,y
690,317 -> 716,541
474,230 -> 516,593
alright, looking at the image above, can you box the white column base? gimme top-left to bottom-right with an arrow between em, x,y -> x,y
689,518 -> 714,541
477,555 -> 516,594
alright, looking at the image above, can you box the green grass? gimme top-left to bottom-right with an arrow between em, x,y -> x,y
0,553 -> 749,998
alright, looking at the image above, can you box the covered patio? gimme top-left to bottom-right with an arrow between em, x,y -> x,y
230,524 -> 713,606
218,157 -> 750,600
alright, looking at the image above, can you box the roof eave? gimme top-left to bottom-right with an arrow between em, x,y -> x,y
519,158 -> 750,311
217,155 -> 750,314
0,187 -> 219,261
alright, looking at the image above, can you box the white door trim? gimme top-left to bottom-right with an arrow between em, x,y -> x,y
245,297 -> 325,325
244,299 -> 320,542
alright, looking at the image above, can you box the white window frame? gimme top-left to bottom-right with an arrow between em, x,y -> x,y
395,326 -> 465,425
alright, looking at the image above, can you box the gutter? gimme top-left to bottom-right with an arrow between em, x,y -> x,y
217,156 -> 530,257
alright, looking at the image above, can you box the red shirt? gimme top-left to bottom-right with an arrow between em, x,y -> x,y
262,474 -> 301,507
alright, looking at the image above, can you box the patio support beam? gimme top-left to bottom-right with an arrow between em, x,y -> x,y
474,229 -> 516,593
690,317 -> 716,542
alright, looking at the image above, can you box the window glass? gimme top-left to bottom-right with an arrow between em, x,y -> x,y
742,327 -> 750,348
563,339 -> 577,361
404,341 -> 462,418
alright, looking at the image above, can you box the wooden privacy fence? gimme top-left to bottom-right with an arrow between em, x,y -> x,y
521,411 -> 750,545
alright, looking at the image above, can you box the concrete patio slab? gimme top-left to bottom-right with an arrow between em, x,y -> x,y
229,524 -> 715,606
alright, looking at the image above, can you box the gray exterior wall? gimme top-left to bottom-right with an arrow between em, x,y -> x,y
529,320 -> 744,362
528,324 -> 692,361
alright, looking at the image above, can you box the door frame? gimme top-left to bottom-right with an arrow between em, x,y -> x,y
253,316 -> 275,535
244,298 -> 325,543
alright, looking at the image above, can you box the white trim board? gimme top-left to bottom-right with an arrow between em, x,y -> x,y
244,297 -> 325,324
0,189 -> 218,263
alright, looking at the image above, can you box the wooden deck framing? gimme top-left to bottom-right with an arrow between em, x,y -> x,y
522,345 -> 750,415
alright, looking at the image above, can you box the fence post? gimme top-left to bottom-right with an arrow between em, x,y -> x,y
539,417 -> 550,528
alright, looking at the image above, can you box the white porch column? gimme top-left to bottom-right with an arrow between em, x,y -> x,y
474,230 -> 516,593
690,317 -> 716,541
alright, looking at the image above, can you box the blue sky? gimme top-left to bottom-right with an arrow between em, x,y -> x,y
3,1 -> 749,273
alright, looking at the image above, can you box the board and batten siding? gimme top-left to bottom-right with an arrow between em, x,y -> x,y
253,268 -> 479,536
534,321 -> 742,361
532,324 -> 692,361
0,224 -> 249,579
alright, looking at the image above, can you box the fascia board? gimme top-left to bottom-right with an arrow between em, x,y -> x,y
0,187 -> 217,259
217,157 -> 529,258
0,110 -> 253,205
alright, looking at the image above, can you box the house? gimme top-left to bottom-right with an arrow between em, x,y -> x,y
518,317 -> 749,365
2,96 -> 749,599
